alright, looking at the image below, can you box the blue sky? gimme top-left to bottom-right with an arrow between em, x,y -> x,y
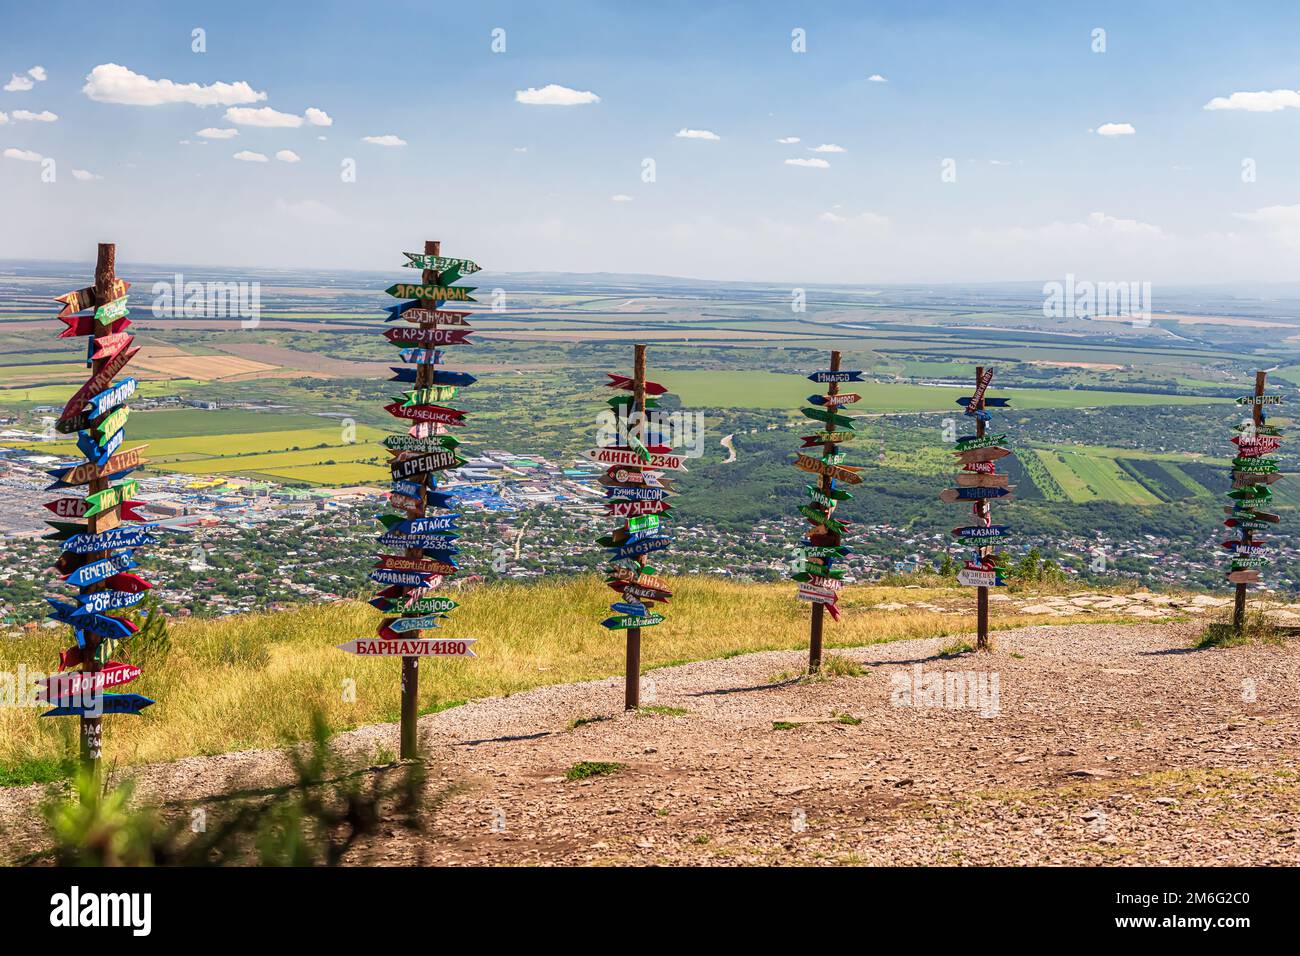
3,0 -> 1300,283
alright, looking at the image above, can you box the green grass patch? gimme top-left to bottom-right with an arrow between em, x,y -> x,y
1195,612 -> 1285,649
565,761 -> 625,780
637,705 -> 688,717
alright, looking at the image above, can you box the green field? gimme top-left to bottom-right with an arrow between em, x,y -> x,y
662,371 -> 1235,412
1034,449 -> 1162,505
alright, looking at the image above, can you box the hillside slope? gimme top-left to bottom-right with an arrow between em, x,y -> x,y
4,621 -> 1298,866
1,576 -> 1243,781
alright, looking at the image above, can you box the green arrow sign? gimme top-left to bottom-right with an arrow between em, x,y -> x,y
402,253 -> 481,274
94,296 -> 129,325
386,283 -> 476,302
84,479 -> 138,519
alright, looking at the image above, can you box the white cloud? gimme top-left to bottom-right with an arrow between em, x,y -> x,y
1205,89 -> 1300,112
611,194 -> 633,202
362,134 -> 406,146
3,147 -> 42,162
83,63 -> 266,107
232,150 -> 269,162
0,112 -> 6,125
317,135 -> 327,141
513,146 -> 528,152
28,66 -> 46,82
197,127 -> 238,139
989,159 -> 1011,166
71,169 -> 101,181
273,198 -> 344,225
304,107 -> 332,126
4,73 -> 33,92
1096,122 -> 1135,136
676,128 -> 720,141
819,210 -> 889,227
225,106 -> 300,127
776,136 -> 800,144
867,74 -> 887,83
12,110 -> 57,122
275,149 -> 301,163
515,84 -> 600,106
785,157 -> 830,168
810,143 -> 845,153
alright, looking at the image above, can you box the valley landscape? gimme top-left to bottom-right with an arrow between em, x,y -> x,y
0,0 -> 1295,935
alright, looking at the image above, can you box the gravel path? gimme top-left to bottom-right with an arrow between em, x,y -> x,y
4,621 -> 1298,866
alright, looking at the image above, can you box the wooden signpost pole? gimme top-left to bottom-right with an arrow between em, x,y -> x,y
356,239 -> 481,759
80,243 -> 117,780
41,242 -> 155,798
974,366 -> 990,651
624,344 -> 647,710
807,350 -> 842,673
791,351 -> 860,672
941,366 -> 1012,650
1232,370 -> 1268,631
594,346 -> 676,709
397,239 -> 442,760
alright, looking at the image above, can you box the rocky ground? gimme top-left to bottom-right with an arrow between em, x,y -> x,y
875,586 -> 1300,623
3,620 -> 1298,866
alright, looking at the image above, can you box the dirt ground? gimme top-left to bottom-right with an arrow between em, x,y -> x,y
4,621 -> 1298,866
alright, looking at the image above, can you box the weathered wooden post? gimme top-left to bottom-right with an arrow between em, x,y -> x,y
42,243 -> 156,795
341,240 -> 481,761
594,345 -> 679,710
792,351 -> 863,673
942,367 -> 1014,651
1225,370 -> 1283,630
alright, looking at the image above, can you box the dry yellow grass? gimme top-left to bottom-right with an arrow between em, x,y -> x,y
0,576 -> 1131,780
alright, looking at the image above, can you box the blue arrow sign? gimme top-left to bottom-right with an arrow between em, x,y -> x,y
386,615 -> 442,633
376,532 -> 460,554
383,299 -> 422,321
77,588 -> 146,615
46,465 -> 133,491
62,525 -> 157,555
398,347 -> 444,365
77,428 -> 123,467
957,396 -> 1011,407
388,366 -> 478,385
391,479 -> 423,499
85,376 -> 138,418
64,553 -> 137,588
808,370 -> 864,384
386,515 -> 458,535
611,536 -> 670,561
610,601 -> 648,617
46,598 -> 91,626
370,569 -> 436,588
42,693 -> 155,718
78,612 -> 136,641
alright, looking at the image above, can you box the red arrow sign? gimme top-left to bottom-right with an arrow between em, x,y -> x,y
44,497 -> 145,520
398,308 -> 472,326
58,314 -> 131,339
384,402 -> 466,426
606,372 -> 668,395
605,498 -> 673,518
385,326 -> 474,346
59,347 -> 139,421
38,662 -> 141,701
54,279 -> 130,318
91,331 -> 134,361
